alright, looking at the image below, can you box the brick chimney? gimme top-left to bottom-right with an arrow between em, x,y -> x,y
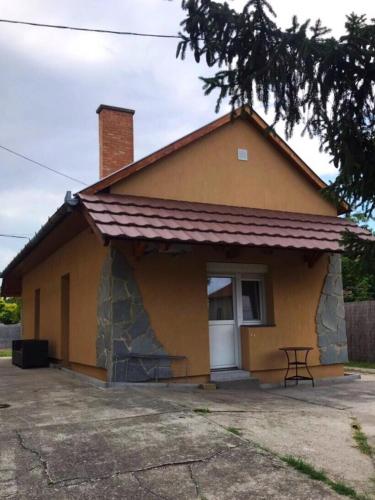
96,104 -> 135,179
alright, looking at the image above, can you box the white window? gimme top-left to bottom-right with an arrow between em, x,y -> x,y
206,264 -> 267,326
238,275 -> 266,325
237,148 -> 248,161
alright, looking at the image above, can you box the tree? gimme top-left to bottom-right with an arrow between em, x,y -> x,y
342,216 -> 375,298
0,298 -> 21,325
177,0 -> 375,215
342,255 -> 375,302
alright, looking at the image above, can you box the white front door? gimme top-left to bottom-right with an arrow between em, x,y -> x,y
208,276 -> 238,369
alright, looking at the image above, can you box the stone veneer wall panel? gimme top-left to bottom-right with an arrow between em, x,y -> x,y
316,254 -> 348,364
97,247 -> 171,382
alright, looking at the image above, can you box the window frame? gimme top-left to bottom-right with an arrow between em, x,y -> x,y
206,264 -> 268,327
236,273 -> 266,326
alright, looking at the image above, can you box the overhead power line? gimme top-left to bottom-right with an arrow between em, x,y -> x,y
0,234 -> 30,239
0,18 -> 181,39
0,144 -> 87,186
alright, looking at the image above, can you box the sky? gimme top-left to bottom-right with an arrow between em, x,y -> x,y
1,0 -> 374,274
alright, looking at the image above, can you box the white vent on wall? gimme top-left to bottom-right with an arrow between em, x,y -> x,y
237,148 -> 248,161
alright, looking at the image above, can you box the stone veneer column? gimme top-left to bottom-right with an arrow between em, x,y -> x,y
316,254 -> 348,364
97,247 -> 172,382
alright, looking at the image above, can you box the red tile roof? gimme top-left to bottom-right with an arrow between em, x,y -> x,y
79,193 -> 373,252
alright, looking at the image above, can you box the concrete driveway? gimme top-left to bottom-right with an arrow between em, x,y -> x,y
0,359 -> 374,499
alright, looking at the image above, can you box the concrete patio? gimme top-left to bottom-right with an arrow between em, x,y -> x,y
0,358 -> 374,499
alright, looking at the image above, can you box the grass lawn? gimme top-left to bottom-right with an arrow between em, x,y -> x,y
346,361 -> 375,370
0,349 -> 11,357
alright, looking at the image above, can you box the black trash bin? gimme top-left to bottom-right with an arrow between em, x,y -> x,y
12,340 -> 49,368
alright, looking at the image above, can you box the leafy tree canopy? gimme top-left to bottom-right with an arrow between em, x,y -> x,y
0,297 -> 21,325
342,216 -> 375,299
177,0 -> 375,215
342,254 -> 375,302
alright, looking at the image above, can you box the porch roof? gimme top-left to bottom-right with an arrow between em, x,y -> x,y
79,193 -> 373,252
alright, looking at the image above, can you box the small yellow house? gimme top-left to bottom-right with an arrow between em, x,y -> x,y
1,105 -> 371,385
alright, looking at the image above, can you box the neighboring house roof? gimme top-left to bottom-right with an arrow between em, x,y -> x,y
208,283 -> 233,299
82,107 -> 344,209
79,193 -> 371,253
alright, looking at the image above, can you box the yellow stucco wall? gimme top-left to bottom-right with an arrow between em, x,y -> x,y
117,243 -> 209,379
20,229 -> 341,384
118,242 -> 335,382
238,250 -> 347,383
22,228 -> 107,378
240,324 -> 345,384
111,119 -> 336,216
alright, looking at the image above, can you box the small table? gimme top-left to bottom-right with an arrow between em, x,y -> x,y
279,347 -> 314,387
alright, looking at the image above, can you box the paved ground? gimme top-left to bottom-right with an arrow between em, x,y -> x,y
0,359 -> 374,499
